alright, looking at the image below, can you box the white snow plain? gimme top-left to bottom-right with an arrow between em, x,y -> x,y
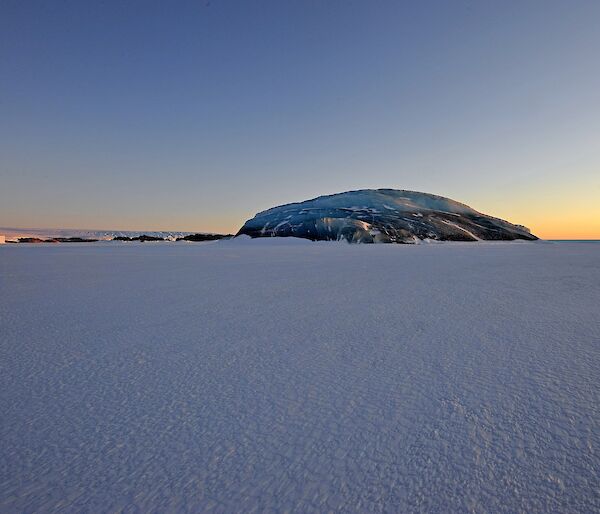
1,240 -> 599,513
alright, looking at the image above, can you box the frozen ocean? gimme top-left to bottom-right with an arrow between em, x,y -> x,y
1,240 -> 599,512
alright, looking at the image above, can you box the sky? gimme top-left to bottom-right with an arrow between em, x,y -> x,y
1,0 -> 599,238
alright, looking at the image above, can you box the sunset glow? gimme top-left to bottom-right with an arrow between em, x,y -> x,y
1,1 -> 599,238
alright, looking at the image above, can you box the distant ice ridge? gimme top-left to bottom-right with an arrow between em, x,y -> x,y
237,189 -> 537,243
0,227 -> 205,242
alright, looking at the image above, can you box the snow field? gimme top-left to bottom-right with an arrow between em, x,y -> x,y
1,241 -> 599,512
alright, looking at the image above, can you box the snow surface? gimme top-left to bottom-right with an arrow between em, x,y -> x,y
1,241 -> 599,513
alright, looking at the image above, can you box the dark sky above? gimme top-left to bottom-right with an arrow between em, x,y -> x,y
1,1 -> 599,237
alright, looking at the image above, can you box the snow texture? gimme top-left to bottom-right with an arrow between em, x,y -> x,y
1,241 -> 599,513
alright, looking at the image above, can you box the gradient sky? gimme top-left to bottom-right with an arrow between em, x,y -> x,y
1,0 -> 599,238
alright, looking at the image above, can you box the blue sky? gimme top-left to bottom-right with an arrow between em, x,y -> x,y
1,0 -> 599,237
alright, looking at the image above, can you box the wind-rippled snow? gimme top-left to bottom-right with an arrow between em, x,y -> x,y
1,241 -> 599,512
